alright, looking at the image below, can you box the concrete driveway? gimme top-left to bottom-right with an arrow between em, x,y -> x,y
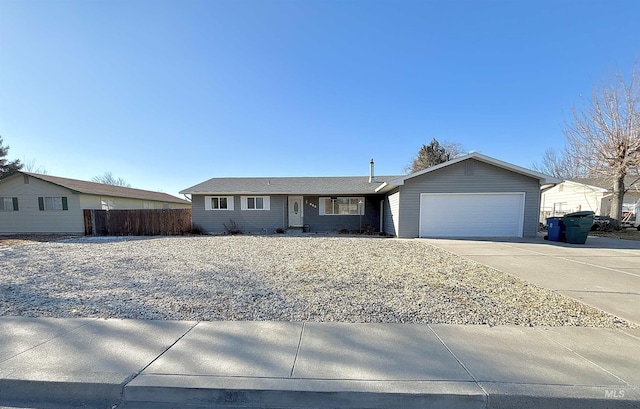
422,236 -> 640,325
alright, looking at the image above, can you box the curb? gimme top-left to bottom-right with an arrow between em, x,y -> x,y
2,377 -> 639,408
124,376 -> 487,408
0,378 -> 122,407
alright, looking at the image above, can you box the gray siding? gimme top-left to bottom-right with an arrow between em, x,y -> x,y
383,189 -> 400,236
302,196 -> 382,232
397,159 -> 541,238
192,194 -> 384,233
192,195 -> 286,234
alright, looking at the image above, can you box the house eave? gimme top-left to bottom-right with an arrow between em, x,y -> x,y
181,191 -> 384,196
389,153 -> 562,186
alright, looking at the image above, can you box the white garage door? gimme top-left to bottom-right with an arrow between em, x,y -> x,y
419,193 -> 525,238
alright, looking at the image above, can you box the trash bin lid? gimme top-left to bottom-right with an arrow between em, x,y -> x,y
564,211 -> 595,218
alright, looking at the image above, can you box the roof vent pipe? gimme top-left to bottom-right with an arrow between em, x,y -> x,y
369,158 -> 376,183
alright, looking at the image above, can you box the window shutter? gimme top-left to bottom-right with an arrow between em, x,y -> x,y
38,197 -> 45,211
204,196 -> 212,211
12,197 -> 19,211
62,197 -> 68,210
240,196 -> 248,211
263,196 -> 270,211
227,196 -> 235,211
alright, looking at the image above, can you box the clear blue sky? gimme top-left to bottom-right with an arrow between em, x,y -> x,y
1,0 -> 639,197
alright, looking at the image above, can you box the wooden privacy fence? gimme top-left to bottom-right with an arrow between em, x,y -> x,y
84,209 -> 192,236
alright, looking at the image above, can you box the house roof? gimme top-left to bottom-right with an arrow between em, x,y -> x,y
559,179 -> 609,193
181,153 -> 562,196
570,177 -> 640,192
375,152 -> 563,193
179,175 -> 400,195
16,172 -> 190,204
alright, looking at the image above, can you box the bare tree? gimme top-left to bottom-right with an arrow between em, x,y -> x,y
532,148 -> 584,179
563,66 -> 640,225
22,157 -> 48,174
92,172 -> 131,187
405,139 -> 465,174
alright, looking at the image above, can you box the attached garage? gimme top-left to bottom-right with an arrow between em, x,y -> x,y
419,192 -> 525,238
377,153 -> 561,238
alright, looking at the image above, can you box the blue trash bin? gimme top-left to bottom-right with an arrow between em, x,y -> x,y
546,217 -> 564,242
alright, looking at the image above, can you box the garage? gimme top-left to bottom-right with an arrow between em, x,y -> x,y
419,192 -> 525,238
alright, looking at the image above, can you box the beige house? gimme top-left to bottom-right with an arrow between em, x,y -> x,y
0,172 -> 190,234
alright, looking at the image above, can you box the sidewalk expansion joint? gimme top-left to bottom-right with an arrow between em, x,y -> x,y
118,320 -> 201,401
0,317 -> 99,364
501,243 -> 640,278
426,324 -> 489,407
290,321 -> 305,377
534,327 -> 630,386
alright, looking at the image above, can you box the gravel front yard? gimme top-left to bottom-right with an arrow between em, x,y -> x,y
0,236 -> 632,327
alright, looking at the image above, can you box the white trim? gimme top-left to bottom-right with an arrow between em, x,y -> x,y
387,191 -> 400,237
389,153 -> 563,187
241,196 -> 270,211
379,200 -> 384,233
419,192 -> 525,238
204,196 -> 234,211
561,180 -> 609,193
288,196 -> 304,227
319,197 -> 365,216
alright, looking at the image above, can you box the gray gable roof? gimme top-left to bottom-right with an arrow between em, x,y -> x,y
19,172 -> 190,204
180,176 -> 400,195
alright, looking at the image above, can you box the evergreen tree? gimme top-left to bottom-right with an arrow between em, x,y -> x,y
0,136 -> 23,179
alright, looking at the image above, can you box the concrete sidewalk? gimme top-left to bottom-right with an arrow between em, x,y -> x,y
1,317 -> 639,408
422,236 -> 640,325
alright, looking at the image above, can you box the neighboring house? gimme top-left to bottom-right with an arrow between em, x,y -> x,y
0,171 -> 191,234
180,153 -> 560,238
540,177 -> 640,222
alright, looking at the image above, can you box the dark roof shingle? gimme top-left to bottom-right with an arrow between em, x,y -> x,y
179,176 -> 400,195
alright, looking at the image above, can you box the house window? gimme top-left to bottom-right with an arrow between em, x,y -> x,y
205,196 -> 234,211
212,197 -> 229,209
319,197 -> 365,216
143,202 -> 154,209
241,196 -> 270,211
248,197 -> 263,209
101,198 -> 115,210
38,196 -> 68,211
0,197 -> 19,211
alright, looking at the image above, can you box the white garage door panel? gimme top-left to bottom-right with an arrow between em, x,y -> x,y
420,193 -> 524,237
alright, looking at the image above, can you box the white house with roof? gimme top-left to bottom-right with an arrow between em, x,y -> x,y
540,177 -> 640,223
181,153 -> 560,238
0,172 -> 191,234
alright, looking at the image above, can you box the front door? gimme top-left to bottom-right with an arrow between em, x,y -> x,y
288,196 -> 303,227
